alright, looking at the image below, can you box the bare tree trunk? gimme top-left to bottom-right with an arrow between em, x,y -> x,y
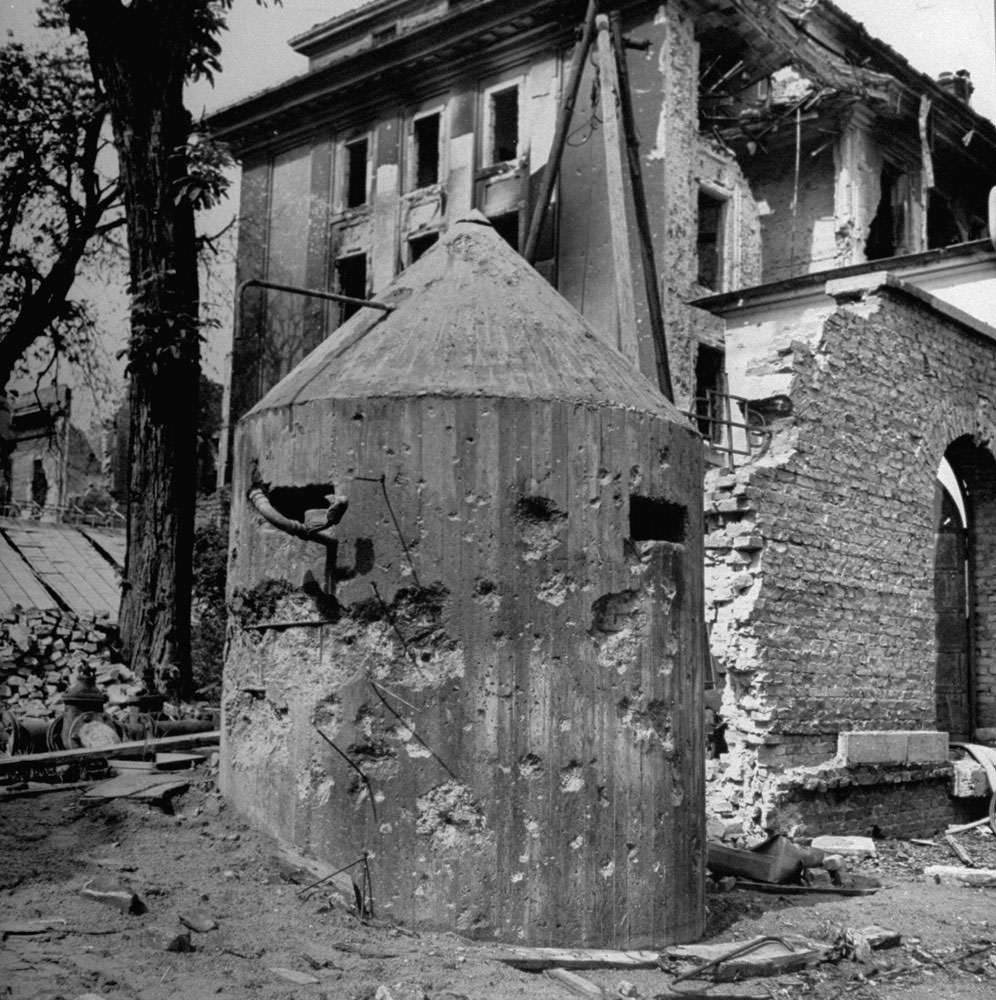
70,0 -> 200,696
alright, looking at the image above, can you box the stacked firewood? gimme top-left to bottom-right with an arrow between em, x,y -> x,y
0,608 -> 139,720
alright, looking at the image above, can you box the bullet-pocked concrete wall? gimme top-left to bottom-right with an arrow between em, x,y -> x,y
224,394 -> 704,947
704,285 -> 996,835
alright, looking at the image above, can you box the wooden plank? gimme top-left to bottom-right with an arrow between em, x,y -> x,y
595,15 -> 639,366
84,772 -> 190,801
0,731 -> 220,775
664,936 -> 827,981
0,531 -> 56,610
2,520 -> 119,618
488,946 -> 662,971
78,527 -> 126,569
545,968 -> 604,998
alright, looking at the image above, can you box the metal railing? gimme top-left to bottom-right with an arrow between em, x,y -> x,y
684,389 -> 772,471
0,501 -> 125,528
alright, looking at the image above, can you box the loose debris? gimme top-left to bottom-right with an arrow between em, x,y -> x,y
545,968 -> 604,998
269,966 -> 321,985
178,909 -> 217,933
665,935 -> 826,981
79,877 -> 147,915
925,865 -> 996,887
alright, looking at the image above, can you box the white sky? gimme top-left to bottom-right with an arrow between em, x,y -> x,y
182,0 -> 996,120
3,1 -> 992,121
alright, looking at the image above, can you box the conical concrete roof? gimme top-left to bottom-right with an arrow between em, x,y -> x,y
249,213 -> 683,420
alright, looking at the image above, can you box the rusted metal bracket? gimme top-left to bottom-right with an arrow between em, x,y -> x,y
247,478 -> 348,547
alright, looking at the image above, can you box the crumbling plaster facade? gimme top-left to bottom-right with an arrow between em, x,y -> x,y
702,274 -> 996,838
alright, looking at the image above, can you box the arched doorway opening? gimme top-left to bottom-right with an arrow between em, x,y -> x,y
934,437 -> 996,740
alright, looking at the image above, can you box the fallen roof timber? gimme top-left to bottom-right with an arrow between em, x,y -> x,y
0,731 -> 220,776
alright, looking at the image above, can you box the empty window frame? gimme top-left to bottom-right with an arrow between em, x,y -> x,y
407,231 -> 439,263
866,162 -> 910,260
411,110 -> 442,190
694,344 -> 726,444
343,136 -> 370,209
485,83 -> 520,165
335,254 -> 368,323
697,188 -> 729,291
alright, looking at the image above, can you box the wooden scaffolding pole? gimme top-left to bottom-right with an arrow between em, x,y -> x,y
523,0 -> 600,264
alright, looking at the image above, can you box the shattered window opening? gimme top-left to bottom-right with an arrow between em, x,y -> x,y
412,112 -> 441,189
866,162 -> 909,261
487,85 -> 519,164
694,345 -> 727,444
335,254 -> 368,323
697,189 -> 728,291
344,137 -> 369,209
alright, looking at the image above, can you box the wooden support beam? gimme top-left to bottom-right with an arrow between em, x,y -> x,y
523,0 -> 599,263
610,14 -> 674,401
595,15 -> 640,365
0,731 -> 220,775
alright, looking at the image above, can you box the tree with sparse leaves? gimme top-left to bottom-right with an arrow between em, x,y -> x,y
0,26 -> 121,415
48,0 -> 259,696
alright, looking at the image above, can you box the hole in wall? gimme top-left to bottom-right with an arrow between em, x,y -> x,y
629,496 -> 687,543
515,495 -> 564,523
267,484 -> 336,522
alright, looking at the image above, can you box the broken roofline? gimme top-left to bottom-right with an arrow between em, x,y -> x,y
207,0 -> 996,164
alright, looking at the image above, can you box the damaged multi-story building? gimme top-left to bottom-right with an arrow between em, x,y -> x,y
209,0 -> 996,886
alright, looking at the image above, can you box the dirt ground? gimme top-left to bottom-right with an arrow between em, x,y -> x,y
3,763 -> 996,1000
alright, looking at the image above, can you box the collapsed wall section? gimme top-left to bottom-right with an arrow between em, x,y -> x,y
705,281 -> 996,838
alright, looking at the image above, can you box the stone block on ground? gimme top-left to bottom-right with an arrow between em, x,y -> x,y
810,835 -> 876,858
925,865 -> 996,887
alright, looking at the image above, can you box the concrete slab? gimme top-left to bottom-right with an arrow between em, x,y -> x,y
837,730 -> 949,766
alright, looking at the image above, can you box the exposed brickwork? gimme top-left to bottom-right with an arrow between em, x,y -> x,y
706,285 -> 996,837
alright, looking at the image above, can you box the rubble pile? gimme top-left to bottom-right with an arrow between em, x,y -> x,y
0,607 -> 138,721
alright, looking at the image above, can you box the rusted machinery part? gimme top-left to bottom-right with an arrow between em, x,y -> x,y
64,711 -> 124,750
951,742 -> 996,836
2,712 -> 52,755
46,716 -> 63,751
247,484 -> 348,546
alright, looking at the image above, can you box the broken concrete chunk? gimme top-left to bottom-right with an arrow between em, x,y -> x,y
856,926 -> 901,950
79,878 -> 146,915
925,865 -> 996,887
810,835 -> 876,858
270,967 -> 321,986
707,841 -> 801,884
166,931 -> 195,953
179,910 -> 217,933
300,942 -> 342,970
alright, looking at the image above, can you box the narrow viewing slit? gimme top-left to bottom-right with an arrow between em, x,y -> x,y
629,496 -> 687,543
